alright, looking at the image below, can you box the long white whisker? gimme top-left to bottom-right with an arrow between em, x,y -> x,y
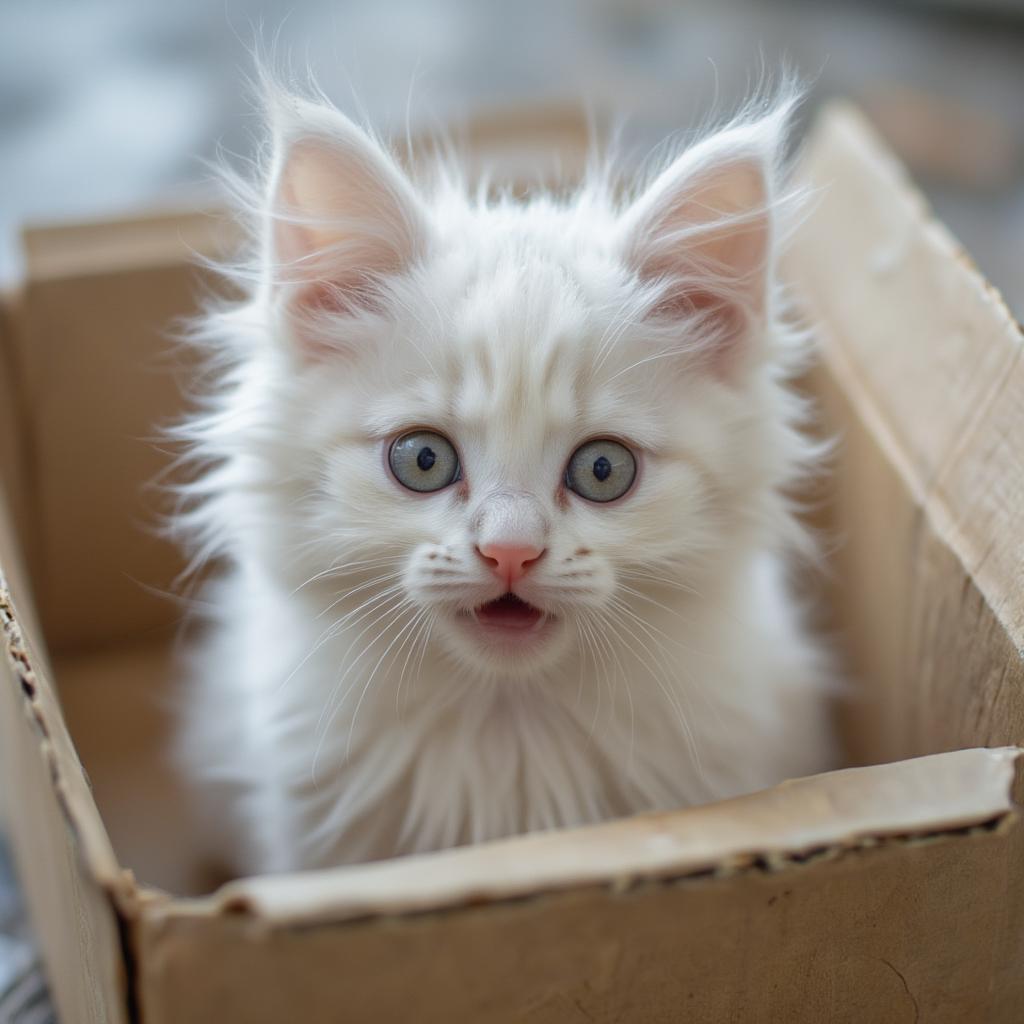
394,610 -> 433,716
274,583 -> 406,695
594,605 -> 705,784
313,594 -> 411,737
573,616 -> 603,737
316,571 -> 406,619
288,554 -> 402,596
407,613 -> 435,714
311,599 -> 414,783
346,609 -> 425,758
582,608 -> 636,771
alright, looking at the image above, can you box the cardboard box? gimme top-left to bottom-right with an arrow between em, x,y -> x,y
2,104 -> 1024,1022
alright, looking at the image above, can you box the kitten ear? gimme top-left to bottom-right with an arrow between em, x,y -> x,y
619,108 -> 790,380
265,94 -> 429,355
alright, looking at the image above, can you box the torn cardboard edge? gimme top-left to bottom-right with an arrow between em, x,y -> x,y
0,575 -> 128,900
178,747 -> 1020,928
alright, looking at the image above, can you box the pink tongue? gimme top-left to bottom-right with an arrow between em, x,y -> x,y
476,594 -> 543,629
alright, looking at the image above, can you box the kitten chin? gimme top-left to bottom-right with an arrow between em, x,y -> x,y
173,78 -> 838,875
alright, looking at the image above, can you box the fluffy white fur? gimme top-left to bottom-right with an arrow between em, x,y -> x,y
176,82 -> 836,875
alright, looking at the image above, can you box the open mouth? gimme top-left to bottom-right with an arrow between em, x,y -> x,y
474,593 -> 544,631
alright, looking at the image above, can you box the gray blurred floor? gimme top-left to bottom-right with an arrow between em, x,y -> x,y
1,0 -> 1023,310
0,839 -> 53,1024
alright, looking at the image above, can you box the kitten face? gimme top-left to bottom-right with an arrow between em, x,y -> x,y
284,239 -> 755,681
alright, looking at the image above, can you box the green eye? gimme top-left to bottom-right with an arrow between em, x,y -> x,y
566,439 -> 636,503
389,430 -> 460,493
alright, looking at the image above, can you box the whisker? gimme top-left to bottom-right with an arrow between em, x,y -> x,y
394,609 -> 434,716
617,584 -> 682,619
274,583 -> 406,695
582,608 -> 636,769
608,595 -> 698,654
574,616 -> 603,737
346,609 -> 426,757
289,554 -> 402,596
618,566 -> 702,598
311,598 -> 414,783
316,571 -> 406,619
313,593 -> 411,737
593,605 -> 705,784
406,613 -> 436,715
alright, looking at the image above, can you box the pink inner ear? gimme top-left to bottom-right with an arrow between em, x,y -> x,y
279,275 -> 389,362
647,284 -> 747,380
272,177 -> 382,316
647,283 -> 721,322
290,275 -> 387,319
267,129 -> 427,361
623,147 -> 775,383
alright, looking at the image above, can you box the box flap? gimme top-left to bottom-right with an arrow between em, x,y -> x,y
135,757 -> 1019,1024
161,747 -> 1017,926
794,103 -> 1024,648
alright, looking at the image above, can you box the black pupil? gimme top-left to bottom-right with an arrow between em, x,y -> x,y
417,446 -> 437,472
592,455 -> 612,482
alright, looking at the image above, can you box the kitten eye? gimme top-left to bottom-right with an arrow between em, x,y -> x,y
565,439 -> 636,503
389,430 -> 460,493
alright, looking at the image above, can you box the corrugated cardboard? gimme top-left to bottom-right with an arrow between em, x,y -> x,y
2,103 -> 1024,1022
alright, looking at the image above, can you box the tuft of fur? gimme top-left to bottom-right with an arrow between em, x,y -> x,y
173,77 -> 836,875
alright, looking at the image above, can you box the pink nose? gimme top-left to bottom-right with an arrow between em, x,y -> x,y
477,543 -> 545,586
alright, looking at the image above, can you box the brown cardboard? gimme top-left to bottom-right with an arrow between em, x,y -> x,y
136,824 -> 1015,1024
16,212 -> 229,653
2,103 -> 1024,1022
789,106 -> 1024,769
788,106 -> 1024,1020
0,550 -> 130,1024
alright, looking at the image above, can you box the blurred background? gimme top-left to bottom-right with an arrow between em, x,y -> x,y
1,1 -> 1023,1018
1,0 -> 1023,313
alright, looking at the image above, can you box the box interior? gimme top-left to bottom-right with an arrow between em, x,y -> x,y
0,94 -> 1015,872
3,103 -> 1024,901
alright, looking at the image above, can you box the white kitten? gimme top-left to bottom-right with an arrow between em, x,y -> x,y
175,83 -> 835,875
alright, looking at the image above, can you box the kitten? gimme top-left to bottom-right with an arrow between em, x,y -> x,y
176,82 -> 835,875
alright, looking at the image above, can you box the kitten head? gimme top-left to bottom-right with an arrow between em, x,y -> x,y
192,87 -> 812,682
